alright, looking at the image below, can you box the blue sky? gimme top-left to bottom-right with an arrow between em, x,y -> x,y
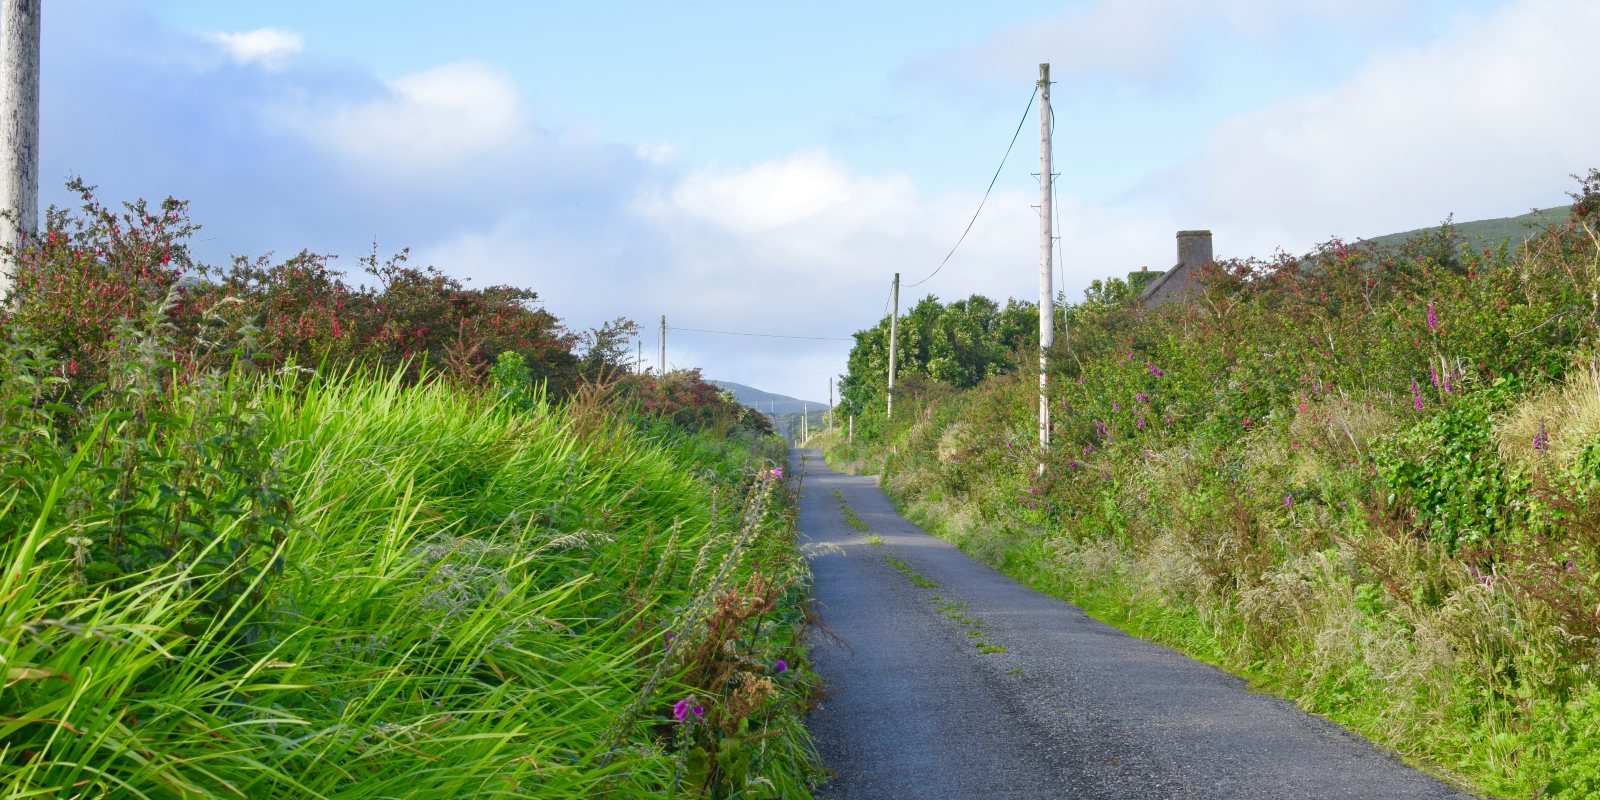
39,0 -> 1597,401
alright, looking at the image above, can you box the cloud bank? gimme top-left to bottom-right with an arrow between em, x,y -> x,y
37,0 -> 1598,400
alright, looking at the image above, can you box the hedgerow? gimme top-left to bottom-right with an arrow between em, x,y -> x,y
829,169 -> 1600,797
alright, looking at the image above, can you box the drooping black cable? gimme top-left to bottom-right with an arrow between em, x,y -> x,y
905,86 -> 1039,289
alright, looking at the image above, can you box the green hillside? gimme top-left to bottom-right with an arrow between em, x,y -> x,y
1364,204 -> 1571,250
710,379 -> 829,416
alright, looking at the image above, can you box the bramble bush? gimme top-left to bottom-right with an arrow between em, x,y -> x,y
3,180 -> 582,395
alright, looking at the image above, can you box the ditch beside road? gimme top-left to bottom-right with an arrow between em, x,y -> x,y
794,447 -> 1477,800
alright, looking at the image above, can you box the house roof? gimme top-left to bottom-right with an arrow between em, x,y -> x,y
1137,261 -> 1184,302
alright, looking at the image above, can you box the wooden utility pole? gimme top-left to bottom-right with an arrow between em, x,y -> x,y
1037,63 -> 1053,454
658,315 -> 666,375
0,0 -> 40,297
888,272 -> 899,419
802,403 -> 809,443
849,414 -> 854,444
636,338 -> 643,375
828,377 -> 834,431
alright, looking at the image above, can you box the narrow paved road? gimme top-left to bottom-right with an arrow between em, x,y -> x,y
795,448 -> 1476,800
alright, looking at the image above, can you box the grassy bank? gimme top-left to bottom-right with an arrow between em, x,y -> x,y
824,174 -> 1600,799
1,364 -> 818,798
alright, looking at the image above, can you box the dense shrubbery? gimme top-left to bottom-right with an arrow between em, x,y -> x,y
0,185 -> 815,797
839,293 -> 1040,414
829,170 -> 1600,797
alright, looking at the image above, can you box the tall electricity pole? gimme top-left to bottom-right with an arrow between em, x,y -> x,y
636,339 -> 643,375
0,0 -> 40,298
658,315 -> 666,375
828,377 -> 834,431
887,272 -> 899,420
1037,63 -> 1054,454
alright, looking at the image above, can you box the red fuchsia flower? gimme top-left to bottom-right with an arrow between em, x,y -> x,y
1242,417 -> 1252,430
767,467 -> 784,480
1426,303 -> 1438,332
673,697 -> 691,722
692,704 -> 705,720
1297,402 -> 1307,414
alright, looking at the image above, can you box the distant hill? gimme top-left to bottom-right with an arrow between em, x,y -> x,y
708,380 -> 829,417
1363,205 -> 1571,251
710,380 -> 835,443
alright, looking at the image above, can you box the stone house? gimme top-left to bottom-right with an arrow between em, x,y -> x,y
1133,230 -> 1214,307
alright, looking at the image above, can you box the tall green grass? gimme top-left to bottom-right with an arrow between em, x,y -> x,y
1,367 -> 817,798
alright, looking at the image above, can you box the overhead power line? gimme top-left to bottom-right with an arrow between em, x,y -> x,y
668,326 -> 853,342
905,86 -> 1039,289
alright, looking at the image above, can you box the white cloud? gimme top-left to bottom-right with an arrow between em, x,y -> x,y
1176,0 -> 1600,249
621,149 -> 1179,398
635,142 -> 679,165
205,28 -> 303,70
645,149 -> 913,237
286,61 -> 533,171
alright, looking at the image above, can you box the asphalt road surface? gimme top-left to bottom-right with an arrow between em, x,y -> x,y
794,448 -> 1477,800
